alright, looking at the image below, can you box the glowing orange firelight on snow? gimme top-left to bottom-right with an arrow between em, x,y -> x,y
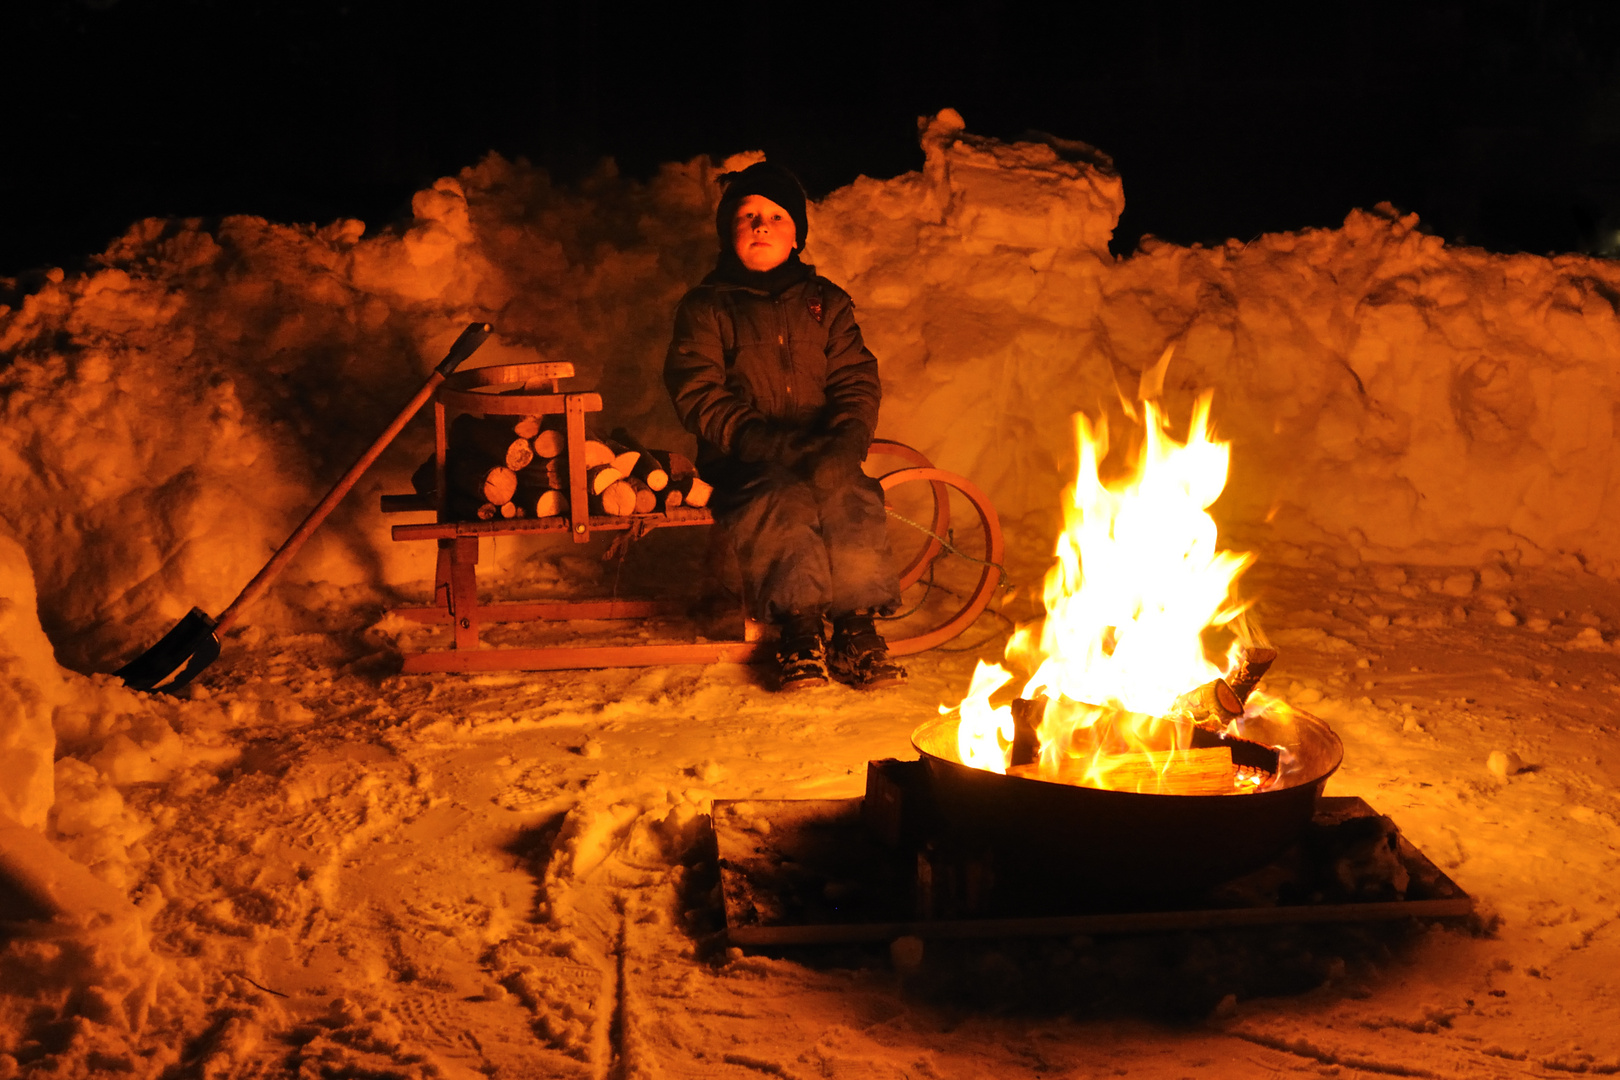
948,373 -> 1269,793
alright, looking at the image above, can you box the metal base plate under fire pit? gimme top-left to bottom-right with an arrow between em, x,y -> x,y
713,760 -> 1472,948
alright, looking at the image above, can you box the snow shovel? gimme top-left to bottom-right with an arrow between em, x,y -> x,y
115,322 -> 493,693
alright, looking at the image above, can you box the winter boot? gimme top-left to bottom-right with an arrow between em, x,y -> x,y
774,611 -> 829,692
827,611 -> 907,689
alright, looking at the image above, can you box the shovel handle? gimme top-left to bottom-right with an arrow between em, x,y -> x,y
213,323 -> 492,635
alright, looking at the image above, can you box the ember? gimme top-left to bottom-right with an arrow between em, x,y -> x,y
947,358 -> 1306,795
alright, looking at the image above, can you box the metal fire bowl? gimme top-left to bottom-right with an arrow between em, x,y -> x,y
911,709 -> 1345,898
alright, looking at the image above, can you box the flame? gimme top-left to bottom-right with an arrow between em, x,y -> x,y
950,661 -> 1015,772
949,378 -> 1270,793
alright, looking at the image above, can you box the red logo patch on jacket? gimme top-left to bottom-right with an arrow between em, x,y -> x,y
807,295 -> 824,323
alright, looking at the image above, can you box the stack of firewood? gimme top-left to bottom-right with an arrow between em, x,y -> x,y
436,415 -> 712,521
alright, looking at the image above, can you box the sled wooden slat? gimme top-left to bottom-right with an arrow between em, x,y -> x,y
401,640 -> 770,673
392,598 -> 690,625
391,507 -> 713,542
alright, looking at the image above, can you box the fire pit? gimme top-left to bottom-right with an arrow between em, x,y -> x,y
926,366 -> 1350,899
912,708 -> 1343,897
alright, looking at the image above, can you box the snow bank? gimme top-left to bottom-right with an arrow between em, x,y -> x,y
1102,210 -> 1620,571
817,110 -> 1620,574
6,107 -> 1620,677
0,524 -> 236,889
0,532 -> 64,827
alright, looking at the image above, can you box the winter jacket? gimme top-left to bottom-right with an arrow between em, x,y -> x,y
663,272 -> 882,464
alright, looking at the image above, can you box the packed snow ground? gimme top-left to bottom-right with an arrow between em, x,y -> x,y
3,111 -> 1620,1075
8,546 -> 1620,1077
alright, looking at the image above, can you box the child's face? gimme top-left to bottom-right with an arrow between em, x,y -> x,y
731,195 -> 797,271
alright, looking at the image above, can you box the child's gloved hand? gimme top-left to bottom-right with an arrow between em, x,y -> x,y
826,420 -> 870,460
805,420 -> 869,486
732,419 -> 798,463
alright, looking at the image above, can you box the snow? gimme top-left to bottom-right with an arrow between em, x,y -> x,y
0,532 -> 64,828
1,111 -> 1619,1075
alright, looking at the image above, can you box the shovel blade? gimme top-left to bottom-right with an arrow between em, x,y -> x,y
115,607 -> 221,694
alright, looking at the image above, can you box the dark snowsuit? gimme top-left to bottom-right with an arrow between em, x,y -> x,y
663,268 -> 900,622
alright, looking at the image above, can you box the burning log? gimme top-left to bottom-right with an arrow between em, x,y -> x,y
1007,697 -> 1044,768
1173,678 -> 1243,726
1007,746 -> 1237,796
1226,646 -> 1277,704
1188,727 -> 1282,773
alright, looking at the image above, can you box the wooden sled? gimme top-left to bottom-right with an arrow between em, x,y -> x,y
381,361 -> 1005,673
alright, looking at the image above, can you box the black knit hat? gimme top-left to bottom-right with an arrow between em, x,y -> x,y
716,161 -> 809,252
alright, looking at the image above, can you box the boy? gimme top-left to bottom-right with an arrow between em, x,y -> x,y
664,161 -> 904,691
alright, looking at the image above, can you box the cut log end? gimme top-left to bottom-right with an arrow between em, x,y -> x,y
594,479 -> 637,517
1173,678 -> 1243,725
586,465 -> 624,496
533,489 -> 569,519
532,429 -> 565,458
624,476 -> 657,514
682,476 -> 713,509
659,450 -> 697,482
505,439 -> 535,471
481,466 -> 518,505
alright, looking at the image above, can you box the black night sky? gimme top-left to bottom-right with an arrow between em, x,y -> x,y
7,0 -> 1620,276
